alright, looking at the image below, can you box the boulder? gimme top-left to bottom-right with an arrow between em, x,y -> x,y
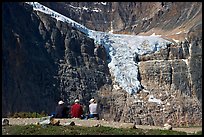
50,118 -> 60,126
163,123 -> 172,130
2,119 -> 9,126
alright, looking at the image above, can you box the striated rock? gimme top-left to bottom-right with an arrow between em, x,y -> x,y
147,115 -> 154,126
39,2 -> 201,37
134,117 -> 142,125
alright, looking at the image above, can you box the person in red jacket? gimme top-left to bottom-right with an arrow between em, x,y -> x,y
70,99 -> 83,119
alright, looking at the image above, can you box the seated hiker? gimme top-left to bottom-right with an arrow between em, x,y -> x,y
70,99 -> 84,119
55,100 -> 68,118
86,98 -> 99,120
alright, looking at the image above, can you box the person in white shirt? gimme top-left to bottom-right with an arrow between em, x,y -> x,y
87,98 -> 99,120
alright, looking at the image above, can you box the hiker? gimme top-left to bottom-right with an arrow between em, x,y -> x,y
70,99 -> 84,119
55,100 -> 68,118
87,98 -> 99,120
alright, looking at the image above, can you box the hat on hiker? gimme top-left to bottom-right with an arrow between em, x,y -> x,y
58,100 -> 64,105
75,99 -> 79,103
89,98 -> 95,103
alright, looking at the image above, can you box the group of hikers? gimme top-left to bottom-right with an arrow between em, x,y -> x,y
53,98 -> 99,120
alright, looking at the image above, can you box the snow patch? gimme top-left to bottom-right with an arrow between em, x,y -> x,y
182,59 -> 188,65
101,2 -> 107,5
167,102 -> 171,106
113,84 -> 121,90
92,8 -> 101,12
69,5 -> 80,10
68,4 -> 101,12
69,5 -> 88,11
148,95 -> 162,105
142,89 -> 150,93
150,33 -> 161,36
172,38 -> 180,43
26,2 -> 90,35
82,6 -> 88,10
176,31 -> 182,34
109,21 -> 113,33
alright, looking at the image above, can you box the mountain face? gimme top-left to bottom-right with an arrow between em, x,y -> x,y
2,2 -> 111,116
2,2 -> 202,127
39,2 -> 201,36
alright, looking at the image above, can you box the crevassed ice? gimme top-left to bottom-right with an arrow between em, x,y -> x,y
89,31 -> 171,94
26,2 -> 172,95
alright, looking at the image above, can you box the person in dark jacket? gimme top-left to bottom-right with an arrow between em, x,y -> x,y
55,100 -> 68,118
70,99 -> 84,119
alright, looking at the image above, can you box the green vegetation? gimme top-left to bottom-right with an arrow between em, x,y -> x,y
8,111 -> 48,118
191,131 -> 202,135
2,125 -> 199,135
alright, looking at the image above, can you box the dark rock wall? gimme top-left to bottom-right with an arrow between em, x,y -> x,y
187,24 -> 202,102
2,2 -> 111,116
2,2 -> 60,116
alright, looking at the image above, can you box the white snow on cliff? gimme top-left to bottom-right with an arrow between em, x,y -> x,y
26,2 -> 90,35
101,2 -> 107,5
26,2 -> 172,95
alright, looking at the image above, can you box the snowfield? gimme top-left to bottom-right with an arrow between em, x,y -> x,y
26,2 -> 172,96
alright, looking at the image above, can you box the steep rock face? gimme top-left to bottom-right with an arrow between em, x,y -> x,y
138,23 -> 202,102
2,2 -> 111,116
106,26 -> 202,126
40,2 -> 201,36
2,3 -> 60,116
186,24 -> 202,102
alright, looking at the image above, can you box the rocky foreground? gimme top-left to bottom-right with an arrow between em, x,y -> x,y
2,118 -> 202,134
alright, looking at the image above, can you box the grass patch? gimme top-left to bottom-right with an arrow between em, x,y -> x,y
7,111 -> 48,118
194,131 -> 202,135
2,125 -> 192,135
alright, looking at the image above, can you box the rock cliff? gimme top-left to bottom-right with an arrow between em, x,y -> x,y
40,2 -> 201,36
2,2 -> 111,116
